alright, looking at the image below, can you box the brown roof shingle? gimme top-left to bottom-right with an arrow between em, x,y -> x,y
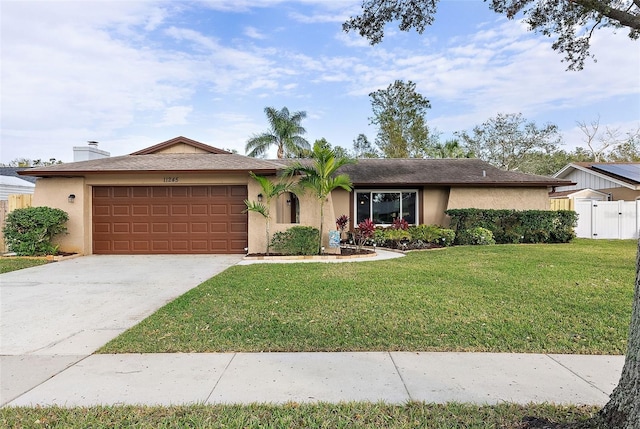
19,153 -> 287,177
281,158 -> 571,187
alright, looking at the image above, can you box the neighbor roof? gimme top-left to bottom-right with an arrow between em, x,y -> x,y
554,162 -> 640,189
0,167 -> 38,183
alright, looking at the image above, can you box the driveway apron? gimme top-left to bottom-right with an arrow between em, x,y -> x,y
0,254 -> 242,405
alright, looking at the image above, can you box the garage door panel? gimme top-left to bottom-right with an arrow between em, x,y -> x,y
113,206 -> 130,216
171,187 -> 189,198
113,241 -> 132,251
93,185 -> 248,254
132,223 -> 148,233
191,204 -> 208,215
152,223 -> 169,233
113,223 -> 130,233
152,205 -> 169,216
152,187 -> 169,197
171,205 -> 188,216
132,205 -> 149,216
191,223 -> 208,233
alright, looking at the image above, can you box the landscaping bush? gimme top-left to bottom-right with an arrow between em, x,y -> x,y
446,209 -> 577,244
354,218 -> 376,250
457,227 -> 496,245
270,226 -> 320,255
407,224 -> 455,247
3,206 -> 69,256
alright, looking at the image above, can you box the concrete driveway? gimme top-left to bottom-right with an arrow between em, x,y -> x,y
0,254 -> 242,405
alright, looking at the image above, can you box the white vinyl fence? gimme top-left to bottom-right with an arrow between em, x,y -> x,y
575,200 -> 639,239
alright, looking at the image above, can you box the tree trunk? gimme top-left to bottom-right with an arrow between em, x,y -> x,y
318,200 -> 324,255
600,240 -> 640,428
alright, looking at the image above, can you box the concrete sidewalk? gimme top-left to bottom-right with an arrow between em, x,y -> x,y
3,352 -> 623,407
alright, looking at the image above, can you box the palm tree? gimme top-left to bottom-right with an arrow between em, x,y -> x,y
285,141 -> 355,254
430,139 -> 472,159
243,172 -> 293,255
246,107 -> 310,159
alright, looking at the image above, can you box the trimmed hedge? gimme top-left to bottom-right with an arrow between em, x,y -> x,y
271,226 -> 320,255
445,209 -> 577,244
3,206 -> 69,256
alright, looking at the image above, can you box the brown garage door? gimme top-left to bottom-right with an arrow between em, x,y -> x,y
92,186 -> 248,254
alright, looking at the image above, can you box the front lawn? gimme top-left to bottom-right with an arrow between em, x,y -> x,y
100,239 -> 636,354
0,402 -> 603,428
0,257 -> 49,273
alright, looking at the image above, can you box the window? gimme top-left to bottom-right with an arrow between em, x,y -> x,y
355,190 -> 418,226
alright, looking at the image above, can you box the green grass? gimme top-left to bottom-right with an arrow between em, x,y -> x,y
0,402 -> 604,428
0,257 -> 48,273
100,239 -> 636,354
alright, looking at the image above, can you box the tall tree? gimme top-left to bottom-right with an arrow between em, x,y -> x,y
352,133 -> 379,158
245,106 -> 310,159
369,80 -> 433,158
601,240 -> 640,428
2,158 -> 62,167
285,141 -> 355,254
429,139 -> 472,159
456,113 -> 562,172
343,0 -> 640,70
577,116 -> 640,162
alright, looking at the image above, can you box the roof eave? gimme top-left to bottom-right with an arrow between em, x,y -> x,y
18,168 -> 280,177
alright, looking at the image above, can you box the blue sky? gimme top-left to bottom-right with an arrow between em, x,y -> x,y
2,0 -> 639,164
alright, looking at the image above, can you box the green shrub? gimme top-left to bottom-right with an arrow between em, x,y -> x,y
446,209 -> 577,244
408,224 -> 456,246
270,226 -> 320,255
458,227 -> 496,245
3,206 -> 69,256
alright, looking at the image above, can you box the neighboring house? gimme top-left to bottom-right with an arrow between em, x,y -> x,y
0,168 -> 36,200
19,136 -> 572,255
552,162 -> 640,201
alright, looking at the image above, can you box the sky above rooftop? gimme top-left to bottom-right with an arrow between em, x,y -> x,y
2,0 -> 639,163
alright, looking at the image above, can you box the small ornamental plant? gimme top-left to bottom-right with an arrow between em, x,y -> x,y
391,217 -> 409,230
355,218 -> 376,250
336,214 -> 349,232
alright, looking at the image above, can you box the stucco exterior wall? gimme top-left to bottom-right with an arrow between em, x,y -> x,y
422,187 -> 450,226
32,177 -> 86,254
447,187 -> 551,211
247,177 -> 339,254
331,188 -> 351,223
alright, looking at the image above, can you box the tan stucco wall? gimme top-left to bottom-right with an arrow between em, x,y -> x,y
331,188 -> 351,223
422,187 -> 450,226
447,187 -> 551,211
247,177 -> 340,254
32,177 -> 86,254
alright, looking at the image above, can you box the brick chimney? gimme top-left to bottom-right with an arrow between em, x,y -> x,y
73,141 -> 110,161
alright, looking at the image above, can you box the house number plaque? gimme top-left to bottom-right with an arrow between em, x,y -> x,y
163,177 -> 179,183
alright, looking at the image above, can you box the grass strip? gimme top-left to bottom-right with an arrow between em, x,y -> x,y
0,257 -> 48,273
0,402 -> 604,429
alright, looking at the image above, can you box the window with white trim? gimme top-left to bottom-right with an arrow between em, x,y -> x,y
355,190 -> 418,226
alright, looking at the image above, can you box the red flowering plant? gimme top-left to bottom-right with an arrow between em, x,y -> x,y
355,218 -> 376,250
391,217 -> 409,230
336,214 -> 349,232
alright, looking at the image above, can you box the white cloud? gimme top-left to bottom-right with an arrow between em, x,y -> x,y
157,106 -> 193,127
244,26 -> 267,39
